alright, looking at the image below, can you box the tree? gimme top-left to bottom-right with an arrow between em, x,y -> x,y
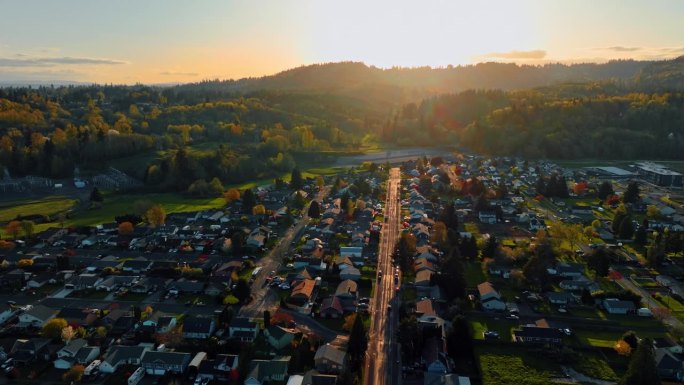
61,325 -> 76,343
0,240 -> 15,250
17,258 -> 34,267
622,331 -> 639,349
587,248 -> 612,277
291,191 -> 306,210
634,226 -> 647,245
118,221 -> 134,235
263,310 -> 271,329
242,189 -> 256,214
252,204 -> 266,215
90,187 -> 103,203
618,216 -> 635,239
447,315 -> 473,359
482,235 -> 499,259
146,205 -> 166,227
62,364 -> 85,383
623,182 -> 640,204
209,177 -> 224,195
5,220 -> 21,240
290,168 -> 303,190
223,188 -> 240,204
42,318 -> 68,340
598,181 -> 615,201
307,200 -> 321,219
233,278 -> 251,304
347,312 -> 367,368
646,205 -> 661,219
614,339 -> 633,356
20,220 -> 35,239
619,338 -> 660,385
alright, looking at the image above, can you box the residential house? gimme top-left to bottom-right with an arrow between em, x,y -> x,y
559,276 -> 599,292
335,280 -> 358,300
415,270 -> 433,287
314,344 -> 346,374
168,278 -> 205,294
54,339 -> 100,369
655,348 -> 684,381
56,307 -> 99,327
142,311 -> 176,332
553,262 -> 584,278
99,345 -> 149,373
319,297 -> 344,319
487,265 -> 511,279
121,259 -> 153,274
96,275 -> 139,292
477,282 -> 506,311
513,326 -> 563,345
414,258 -> 437,274
339,266 -> 361,281
66,273 -> 102,290
301,370 -> 338,385
182,317 -> 216,339
229,318 -> 259,342
0,268 -> 26,289
654,337 -> 684,354
141,351 -> 192,376
26,272 -> 53,288
422,337 -> 450,374
10,338 -> 51,364
38,227 -> 68,245
545,292 -> 575,306
18,304 -> 57,328
0,303 -> 15,325
478,211 -> 497,224
291,279 -> 316,306
603,299 -> 636,315
264,325 -> 297,350
245,356 -> 291,385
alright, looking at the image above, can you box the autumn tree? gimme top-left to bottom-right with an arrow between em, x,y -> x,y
614,339 -> 633,356
598,181 -> 615,201
0,240 -> 15,250
61,325 -> 76,343
42,318 -> 68,340
146,205 -> 166,227
5,220 -> 21,240
17,258 -> 34,267
118,221 -> 134,235
62,364 -> 85,383
252,204 -> 266,215
223,188 -> 240,204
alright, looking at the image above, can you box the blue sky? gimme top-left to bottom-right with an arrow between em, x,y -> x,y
1,0 -> 683,83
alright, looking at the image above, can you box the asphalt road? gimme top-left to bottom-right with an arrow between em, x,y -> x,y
238,186 -> 330,318
365,168 -> 401,385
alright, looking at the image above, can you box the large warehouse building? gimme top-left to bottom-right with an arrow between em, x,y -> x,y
636,162 -> 683,187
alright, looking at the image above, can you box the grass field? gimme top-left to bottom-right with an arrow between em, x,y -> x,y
476,345 -> 562,385
573,351 -> 619,381
464,261 -> 486,287
575,328 -> 667,348
470,316 -> 517,340
0,196 -> 78,223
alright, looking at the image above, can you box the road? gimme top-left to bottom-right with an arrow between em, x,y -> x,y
239,186 -> 330,318
615,273 -> 684,331
365,168 -> 401,385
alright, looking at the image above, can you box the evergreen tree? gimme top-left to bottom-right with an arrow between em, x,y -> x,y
242,188 -> 256,214
482,235 -> 498,259
439,203 -> 459,230
623,182 -> 640,204
233,278 -> 251,304
618,216 -> 635,239
447,315 -> 473,359
290,168 -> 303,190
598,181 -> 615,201
90,187 -> 103,203
263,310 -> 271,329
535,175 -> 547,196
307,200 -> 321,219
634,226 -> 647,245
619,338 -> 660,385
622,331 -> 639,350
347,314 -> 367,369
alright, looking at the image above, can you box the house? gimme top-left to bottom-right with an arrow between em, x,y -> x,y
334,280 -> 358,300
320,297 -> 344,318
513,326 -> 563,345
142,311 -> 176,332
339,266 -> 361,281
314,344 -> 346,374
121,259 -> 153,274
18,304 -> 58,328
340,246 -> 362,257
0,303 -> 15,325
0,268 -> 26,288
96,275 -> 139,292
26,272 -> 53,288
478,211 -> 497,224
487,264 -> 511,279
477,282 -> 506,311
99,345 -> 149,373
205,282 -> 225,297
291,279 -> 316,305
214,353 -> 239,372
141,351 -> 192,376
38,227 -> 68,245
415,270 -> 433,287
603,299 -> 636,315
245,356 -> 291,385
264,325 -> 297,350
57,307 -> 99,327
66,273 -> 102,290
168,279 -> 205,294
10,338 -> 51,364
229,318 -> 259,342
559,276 -> 599,292
545,291 -> 575,306
553,262 -> 584,278
655,348 -> 684,381
54,339 -> 100,369
422,337 -> 450,374
414,258 -> 437,273
182,317 -> 216,339
654,337 -> 684,354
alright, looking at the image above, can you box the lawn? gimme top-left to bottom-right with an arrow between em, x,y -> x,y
0,196 -> 78,223
464,261 -> 486,287
476,345 -> 562,385
575,328 -> 667,348
469,316 -> 517,340
572,351 -> 619,381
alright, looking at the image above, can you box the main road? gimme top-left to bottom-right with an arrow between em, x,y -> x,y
365,167 -> 401,385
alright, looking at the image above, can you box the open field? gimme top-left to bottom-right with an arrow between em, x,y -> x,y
573,351 -> 619,381
0,196 -> 78,223
476,345 -> 562,385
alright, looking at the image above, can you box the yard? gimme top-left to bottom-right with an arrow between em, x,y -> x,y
476,345 -> 563,385
0,196 -> 77,223
464,261 -> 486,287
469,315 -> 517,341
572,351 -> 619,381
574,328 -> 667,348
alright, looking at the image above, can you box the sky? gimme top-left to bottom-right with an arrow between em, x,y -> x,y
1,0 -> 683,84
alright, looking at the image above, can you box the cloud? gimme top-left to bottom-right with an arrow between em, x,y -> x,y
599,46 -> 642,52
160,70 -> 199,77
483,50 -> 547,59
0,56 -> 127,67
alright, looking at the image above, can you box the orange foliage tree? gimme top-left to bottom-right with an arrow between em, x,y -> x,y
118,221 -> 134,235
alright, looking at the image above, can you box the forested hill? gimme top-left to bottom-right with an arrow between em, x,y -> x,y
175,59 -> 668,96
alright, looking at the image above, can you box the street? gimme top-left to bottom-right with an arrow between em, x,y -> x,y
365,168 -> 401,385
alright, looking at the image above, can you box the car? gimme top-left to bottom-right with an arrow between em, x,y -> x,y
279,283 -> 291,290
561,328 -> 573,336
558,307 -> 568,313
359,297 -> 370,304
483,331 -> 499,339
505,314 -> 519,320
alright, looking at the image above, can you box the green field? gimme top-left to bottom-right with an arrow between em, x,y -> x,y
575,328 -> 667,348
470,316 -> 516,340
0,196 -> 78,223
573,351 -> 619,381
464,261 -> 486,287
476,345 -> 562,385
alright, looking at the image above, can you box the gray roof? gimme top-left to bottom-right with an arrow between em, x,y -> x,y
141,351 -> 192,366
314,344 -> 346,365
248,356 -> 291,381
104,346 -> 148,365
24,304 -> 57,322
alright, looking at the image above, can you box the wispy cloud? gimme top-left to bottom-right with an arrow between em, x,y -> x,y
482,50 -> 547,59
598,46 -> 642,52
0,56 -> 127,67
160,70 -> 199,76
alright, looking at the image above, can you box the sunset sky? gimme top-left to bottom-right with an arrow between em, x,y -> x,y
1,0 -> 683,84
